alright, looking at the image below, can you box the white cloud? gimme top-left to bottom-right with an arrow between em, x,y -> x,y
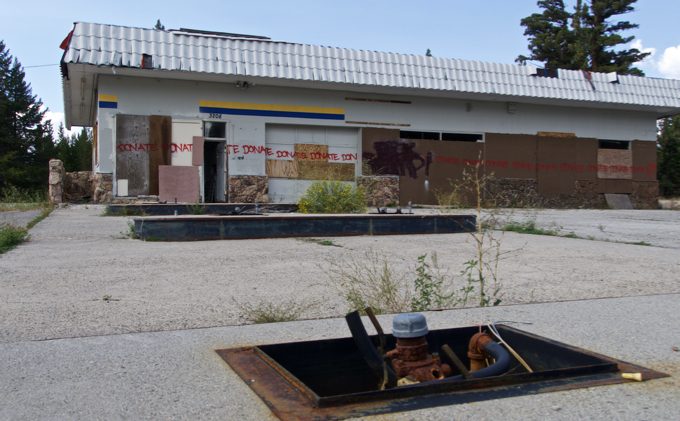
630,39 -> 680,80
630,39 -> 657,75
658,45 -> 680,80
43,110 -> 80,138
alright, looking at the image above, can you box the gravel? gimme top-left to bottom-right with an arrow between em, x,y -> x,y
0,208 -> 41,228
1,205 -> 679,343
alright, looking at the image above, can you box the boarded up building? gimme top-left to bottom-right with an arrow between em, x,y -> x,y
60,22 -> 680,207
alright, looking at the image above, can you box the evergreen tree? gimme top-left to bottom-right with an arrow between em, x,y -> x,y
0,40 -> 55,192
55,124 -> 92,172
154,19 -> 165,30
518,0 -> 649,75
517,0 -> 574,70
657,116 -> 680,197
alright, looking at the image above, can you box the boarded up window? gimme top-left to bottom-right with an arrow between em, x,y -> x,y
598,140 -> 632,180
115,114 -> 171,196
264,124 -> 357,181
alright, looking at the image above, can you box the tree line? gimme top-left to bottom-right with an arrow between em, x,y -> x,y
0,40 -> 91,196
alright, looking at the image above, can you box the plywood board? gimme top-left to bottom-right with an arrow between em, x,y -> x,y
158,165 -> 200,203
295,143 -> 329,159
116,114 -> 150,196
598,148 -> 632,179
266,159 -> 299,178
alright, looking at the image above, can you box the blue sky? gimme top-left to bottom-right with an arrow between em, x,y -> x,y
3,0 -> 679,131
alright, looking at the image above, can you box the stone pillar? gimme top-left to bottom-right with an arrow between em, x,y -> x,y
92,173 -> 113,204
228,175 -> 269,203
48,159 -> 65,204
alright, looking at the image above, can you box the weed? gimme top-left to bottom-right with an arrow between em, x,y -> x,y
0,186 -> 48,212
299,238 -> 342,247
186,203 -> 206,215
462,158 -> 506,307
102,206 -> 146,216
0,225 -> 28,254
327,249 -> 412,315
236,298 -> 316,324
298,181 -> 366,214
433,181 -> 465,210
628,240 -> 651,246
502,220 -> 560,236
126,221 -> 139,239
411,253 -> 457,311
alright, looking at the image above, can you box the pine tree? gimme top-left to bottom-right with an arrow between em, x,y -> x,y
55,124 -> 92,172
517,0 -> 574,70
0,40 -> 55,192
518,0 -> 649,75
658,117 -> 680,197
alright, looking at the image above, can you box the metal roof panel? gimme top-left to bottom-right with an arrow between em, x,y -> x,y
62,22 -> 680,110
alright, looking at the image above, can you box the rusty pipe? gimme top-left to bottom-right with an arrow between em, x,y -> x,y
468,332 -> 494,371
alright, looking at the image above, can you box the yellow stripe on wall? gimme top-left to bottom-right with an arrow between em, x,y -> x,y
199,101 -> 344,115
99,94 -> 118,102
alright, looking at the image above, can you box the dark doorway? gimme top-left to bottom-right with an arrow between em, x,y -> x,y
203,141 -> 225,202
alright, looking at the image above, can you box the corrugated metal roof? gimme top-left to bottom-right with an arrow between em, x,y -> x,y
63,22 -> 680,109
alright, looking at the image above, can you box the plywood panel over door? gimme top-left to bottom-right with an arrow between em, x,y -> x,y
116,115 -> 150,196
116,114 -> 172,196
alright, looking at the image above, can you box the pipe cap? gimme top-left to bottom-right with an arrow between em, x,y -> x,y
392,313 -> 428,338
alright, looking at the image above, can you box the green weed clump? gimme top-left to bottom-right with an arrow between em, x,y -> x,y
0,186 -> 47,211
236,298 -> 315,324
298,181 -> 366,214
0,225 -> 28,254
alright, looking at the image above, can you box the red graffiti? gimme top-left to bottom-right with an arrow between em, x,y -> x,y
117,143 -> 191,153
242,145 -> 273,156
434,155 -> 656,175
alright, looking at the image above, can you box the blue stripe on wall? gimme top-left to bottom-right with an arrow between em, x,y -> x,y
199,107 -> 344,120
99,101 -> 118,109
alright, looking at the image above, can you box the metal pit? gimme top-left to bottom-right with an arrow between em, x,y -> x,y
216,324 -> 667,420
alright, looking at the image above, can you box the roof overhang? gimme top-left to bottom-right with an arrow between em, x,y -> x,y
63,64 -> 680,128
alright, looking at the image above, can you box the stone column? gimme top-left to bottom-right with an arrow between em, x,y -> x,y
48,159 -> 65,204
92,173 -> 114,203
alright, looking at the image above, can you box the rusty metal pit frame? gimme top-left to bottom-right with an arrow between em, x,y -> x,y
216,324 -> 668,420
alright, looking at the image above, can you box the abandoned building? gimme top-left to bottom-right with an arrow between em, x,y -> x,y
60,22 -> 680,207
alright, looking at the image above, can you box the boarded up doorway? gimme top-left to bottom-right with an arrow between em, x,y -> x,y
115,114 -> 171,196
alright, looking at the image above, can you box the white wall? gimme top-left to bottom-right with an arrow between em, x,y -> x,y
96,75 -> 659,180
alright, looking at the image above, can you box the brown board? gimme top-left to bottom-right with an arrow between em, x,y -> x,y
536,136 -> 597,197
148,115 -> 172,195
631,140 -> 657,182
